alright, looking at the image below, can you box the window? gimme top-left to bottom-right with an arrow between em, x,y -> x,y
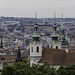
23,57 -> 25,58
1,58 -> 5,60
36,47 -> 39,53
56,46 -> 58,49
51,46 -> 52,48
31,47 -> 33,52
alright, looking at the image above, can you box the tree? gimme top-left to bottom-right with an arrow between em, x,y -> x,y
1,60 -> 75,75
57,65 -> 75,75
1,65 -> 16,75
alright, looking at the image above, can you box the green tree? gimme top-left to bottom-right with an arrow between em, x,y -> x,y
38,62 -> 57,75
1,60 -> 75,75
1,65 -> 16,75
57,65 -> 75,75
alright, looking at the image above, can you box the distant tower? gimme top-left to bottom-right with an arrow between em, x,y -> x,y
0,36 -> 3,49
59,15 -> 69,53
0,26 -> 3,49
49,12 -> 61,49
30,12 -> 43,66
15,47 -> 22,62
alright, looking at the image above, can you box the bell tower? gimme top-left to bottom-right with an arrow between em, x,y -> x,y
49,12 -> 61,49
59,15 -> 69,53
30,12 -> 43,66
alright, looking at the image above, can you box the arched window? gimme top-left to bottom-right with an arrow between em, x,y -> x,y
56,46 -> 58,49
36,47 -> 39,53
31,47 -> 33,52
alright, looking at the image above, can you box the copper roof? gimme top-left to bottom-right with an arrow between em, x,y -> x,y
39,48 -> 75,66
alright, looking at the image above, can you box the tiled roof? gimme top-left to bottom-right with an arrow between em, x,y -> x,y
64,51 -> 75,66
39,48 -> 75,66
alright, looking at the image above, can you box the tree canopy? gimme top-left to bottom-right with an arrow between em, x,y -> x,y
0,60 -> 75,75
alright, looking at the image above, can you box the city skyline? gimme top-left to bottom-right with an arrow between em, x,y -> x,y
0,0 -> 75,18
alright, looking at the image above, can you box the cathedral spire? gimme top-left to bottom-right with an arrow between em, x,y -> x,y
54,11 -> 56,25
32,12 -> 40,42
34,11 -> 38,34
35,11 -> 37,25
60,15 -> 65,36
60,15 -> 64,30
59,14 -> 67,43
51,12 -> 59,43
53,11 -> 57,34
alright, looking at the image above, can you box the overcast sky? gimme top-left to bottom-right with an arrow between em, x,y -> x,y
0,0 -> 75,18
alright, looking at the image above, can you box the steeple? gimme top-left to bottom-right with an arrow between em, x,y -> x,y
53,11 -> 57,34
0,36 -> 3,49
0,27 -> 3,49
60,15 -> 64,31
60,15 -> 68,44
15,47 -> 22,62
59,15 -> 69,53
60,15 -> 65,42
35,11 -> 37,25
32,12 -> 40,42
54,11 -> 56,25
51,12 -> 59,43
30,12 -> 43,66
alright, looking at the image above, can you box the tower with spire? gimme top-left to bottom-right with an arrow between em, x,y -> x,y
59,15 -> 65,42
49,12 -> 61,49
0,36 -> 3,49
0,25 -> 3,49
59,15 -> 69,53
32,12 -> 40,42
29,12 -> 43,66
15,47 -> 22,62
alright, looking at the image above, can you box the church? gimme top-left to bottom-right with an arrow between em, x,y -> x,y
29,13 -> 75,68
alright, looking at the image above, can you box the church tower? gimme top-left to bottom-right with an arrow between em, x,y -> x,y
59,15 -> 69,53
15,47 -> 22,62
0,35 -> 3,49
49,12 -> 61,49
30,12 -> 43,66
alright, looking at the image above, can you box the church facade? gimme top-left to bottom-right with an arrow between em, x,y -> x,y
29,13 -> 74,67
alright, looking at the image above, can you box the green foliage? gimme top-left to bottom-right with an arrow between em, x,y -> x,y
1,65 -> 16,75
3,62 -> 8,68
1,61 -> 75,75
57,65 -> 75,75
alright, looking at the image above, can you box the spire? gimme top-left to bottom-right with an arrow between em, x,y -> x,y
59,14 -> 66,43
34,11 -> 38,34
15,47 -> 22,62
53,11 -> 58,34
32,12 -> 40,42
54,11 -> 56,25
17,47 -> 21,57
0,26 -> 3,49
35,11 -> 37,25
0,36 -> 3,49
60,15 -> 64,30
51,12 -> 59,43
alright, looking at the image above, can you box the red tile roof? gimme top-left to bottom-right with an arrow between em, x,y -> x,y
39,48 -> 75,66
